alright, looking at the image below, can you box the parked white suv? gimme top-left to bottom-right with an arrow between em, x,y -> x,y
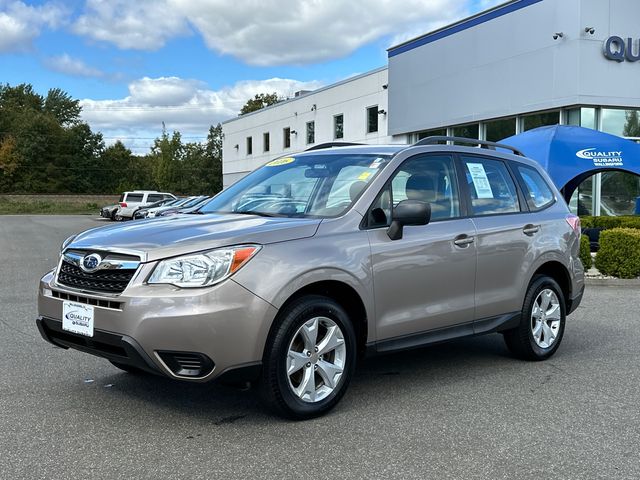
115,191 -> 175,220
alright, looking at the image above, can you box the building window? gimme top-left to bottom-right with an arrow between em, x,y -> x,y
453,124 -> 479,142
263,132 -> 270,152
334,114 -> 344,139
246,136 -> 252,155
601,108 -> 640,137
484,118 -> 516,142
367,106 -> 378,133
522,111 -> 560,132
306,121 -> 315,144
417,128 -> 447,140
283,127 -> 291,149
567,108 -> 597,130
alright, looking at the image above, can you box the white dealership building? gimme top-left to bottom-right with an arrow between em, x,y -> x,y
222,0 -> 640,215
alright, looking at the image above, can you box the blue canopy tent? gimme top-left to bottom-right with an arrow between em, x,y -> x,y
500,125 -> 640,206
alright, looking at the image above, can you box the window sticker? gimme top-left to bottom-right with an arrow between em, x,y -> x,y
358,171 -> 372,180
467,163 -> 494,199
369,158 -> 384,169
266,157 -> 295,167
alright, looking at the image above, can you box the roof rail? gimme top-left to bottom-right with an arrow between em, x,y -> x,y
413,136 -> 525,157
305,142 -> 364,152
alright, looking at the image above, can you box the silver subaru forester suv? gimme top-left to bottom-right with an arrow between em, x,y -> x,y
37,138 -> 585,419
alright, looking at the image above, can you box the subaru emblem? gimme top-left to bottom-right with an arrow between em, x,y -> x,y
81,253 -> 102,272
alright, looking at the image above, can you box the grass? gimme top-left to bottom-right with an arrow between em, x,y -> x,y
0,195 -> 119,215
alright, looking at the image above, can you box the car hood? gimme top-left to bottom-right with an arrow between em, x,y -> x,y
68,213 -> 322,262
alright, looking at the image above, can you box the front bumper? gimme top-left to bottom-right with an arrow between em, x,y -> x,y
37,269 -> 278,382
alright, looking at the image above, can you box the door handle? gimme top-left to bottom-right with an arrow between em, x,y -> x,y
454,235 -> 475,247
523,224 -> 540,236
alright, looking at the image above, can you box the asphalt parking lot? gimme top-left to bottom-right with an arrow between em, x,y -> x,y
1,215 -> 639,479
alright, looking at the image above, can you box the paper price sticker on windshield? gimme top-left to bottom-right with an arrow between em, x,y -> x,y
266,157 -> 295,167
369,158 -> 384,169
358,172 -> 372,180
467,163 -> 493,199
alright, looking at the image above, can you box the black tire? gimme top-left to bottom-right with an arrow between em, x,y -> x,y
260,295 -> 357,420
110,210 -> 117,221
109,360 -> 146,374
504,275 -> 566,361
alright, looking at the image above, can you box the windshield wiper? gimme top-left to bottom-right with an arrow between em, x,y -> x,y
233,210 -> 279,217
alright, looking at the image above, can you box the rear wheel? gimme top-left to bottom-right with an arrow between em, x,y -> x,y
260,295 -> 356,420
504,275 -> 566,361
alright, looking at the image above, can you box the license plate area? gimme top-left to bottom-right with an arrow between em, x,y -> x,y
62,301 -> 94,337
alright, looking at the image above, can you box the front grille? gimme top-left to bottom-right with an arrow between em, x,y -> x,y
51,289 -> 123,310
57,261 -> 136,294
157,351 -> 215,378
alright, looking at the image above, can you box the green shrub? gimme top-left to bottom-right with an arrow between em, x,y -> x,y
579,216 -> 594,229
595,228 -> 640,278
579,215 -> 640,230
579,235 -> 592,270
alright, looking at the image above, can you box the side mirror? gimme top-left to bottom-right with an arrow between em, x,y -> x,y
387,200 -> 431,240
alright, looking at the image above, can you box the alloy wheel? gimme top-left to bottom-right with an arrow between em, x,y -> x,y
531,288 -> 561,349
286,316 -> 346,403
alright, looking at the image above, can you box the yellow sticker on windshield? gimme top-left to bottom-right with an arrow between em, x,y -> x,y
266,157 -> 295,167
358,172 -> 372,180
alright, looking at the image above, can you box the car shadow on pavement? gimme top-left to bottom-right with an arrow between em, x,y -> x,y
92,332 -> 513,422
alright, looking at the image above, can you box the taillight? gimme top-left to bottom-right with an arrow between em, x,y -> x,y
566,214 -> 581,236
119,202 -> 127,208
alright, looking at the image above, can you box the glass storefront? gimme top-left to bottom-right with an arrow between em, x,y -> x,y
452,124 -> 479,139
522,111 -> 560,131
601,108 -> 640,138
417,128 -> 447,140
600,171 -> 640,215
569,175 -> 594,216
485,118 -> 516,142
567,107 -> 597,130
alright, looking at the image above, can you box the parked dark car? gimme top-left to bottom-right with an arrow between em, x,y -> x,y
155,196 -> 211,217
100,204 -> 119,220
132,198 -> 180,220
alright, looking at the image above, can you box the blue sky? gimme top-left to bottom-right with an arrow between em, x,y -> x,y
1,0 -> 501,152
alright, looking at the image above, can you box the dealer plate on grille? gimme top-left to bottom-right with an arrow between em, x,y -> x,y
62,301 -> 94,337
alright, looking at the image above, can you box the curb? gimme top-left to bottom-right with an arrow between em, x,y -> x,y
585,277 -> 640,287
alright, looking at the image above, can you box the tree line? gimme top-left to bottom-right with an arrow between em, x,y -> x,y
0,83 -> 223,195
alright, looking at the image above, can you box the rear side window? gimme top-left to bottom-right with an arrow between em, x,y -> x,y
517,165 -> 555,210
125,193 -> 143,203
462,156 -> 520,216
147,194 -> 164,203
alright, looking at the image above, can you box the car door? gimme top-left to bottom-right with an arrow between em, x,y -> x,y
366,153 -> 477,346
458,154 -> 535,321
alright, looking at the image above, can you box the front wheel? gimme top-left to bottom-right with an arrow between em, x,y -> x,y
504,275 -> 566,361
260,295 -> 356,420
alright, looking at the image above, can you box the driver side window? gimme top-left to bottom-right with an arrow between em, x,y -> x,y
367,154 -> 460,227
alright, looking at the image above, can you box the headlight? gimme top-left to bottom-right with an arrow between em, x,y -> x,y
148,245 -> 261,288
60,234 -> 77,252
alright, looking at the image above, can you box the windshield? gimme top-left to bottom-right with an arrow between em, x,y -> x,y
199,153 -> 391,218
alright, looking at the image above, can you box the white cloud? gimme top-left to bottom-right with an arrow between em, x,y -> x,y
43,53 -> 104,78
0,1 -> 66,52
73,0 -> 190,50
80,76 -> 323,152
177,0 -> 469,65
70,0 -> 471,65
